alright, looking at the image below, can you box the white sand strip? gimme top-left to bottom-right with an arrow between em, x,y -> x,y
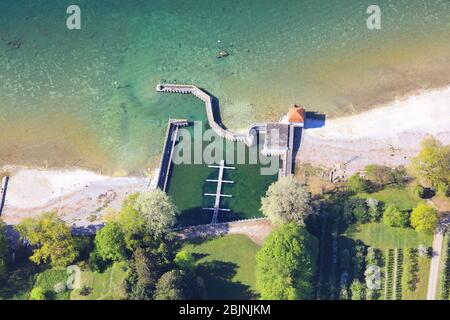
299,86 -> 450,172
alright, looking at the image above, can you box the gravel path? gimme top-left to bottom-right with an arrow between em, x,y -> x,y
177,218 -> 274,245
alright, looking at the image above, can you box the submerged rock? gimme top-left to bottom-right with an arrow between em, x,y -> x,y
217,50 -> 229,58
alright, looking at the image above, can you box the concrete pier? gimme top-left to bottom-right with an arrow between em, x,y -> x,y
154,119 -> 189,191
156,83 -> 298,177
0,176 -> 9,216
156,84 -> 260,147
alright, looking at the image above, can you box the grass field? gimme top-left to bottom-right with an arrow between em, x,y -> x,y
348,223 -> 433,250
356,186 -> 423,211
181,234 -> 260,300
70,261 -> 128,300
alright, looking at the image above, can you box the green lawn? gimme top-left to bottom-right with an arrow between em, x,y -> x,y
356,186 -> 423,211
70,261 -> 128,300
181,234 -> 260,299
348,223 -> 432,250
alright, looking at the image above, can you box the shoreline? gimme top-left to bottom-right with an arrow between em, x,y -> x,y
0,166 -> 150,226
1,85 -> 449,225
298,86 -> 450,174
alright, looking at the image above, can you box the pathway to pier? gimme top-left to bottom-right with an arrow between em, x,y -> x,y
203,160 -> 235,224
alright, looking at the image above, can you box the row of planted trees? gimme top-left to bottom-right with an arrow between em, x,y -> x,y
441,234 -> 450,300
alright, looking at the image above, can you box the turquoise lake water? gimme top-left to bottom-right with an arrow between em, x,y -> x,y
0,0 -> 449,174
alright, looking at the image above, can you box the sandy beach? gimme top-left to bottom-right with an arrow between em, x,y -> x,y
298,86 -> 450,174
0,167 -> 149,228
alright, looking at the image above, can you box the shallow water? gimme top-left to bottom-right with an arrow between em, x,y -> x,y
1,0 -> 449,174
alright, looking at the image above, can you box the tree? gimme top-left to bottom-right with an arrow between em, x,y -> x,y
0,220 -> 8,279
125,246 -> 172,300
133,190 -> 179,237
116,193 -> 147,250
89,248 -> 107,272
365,164 -> 393,188
260,176 -> 313,225
154,269 -> 184,300
94,222 -> 126,262
352,240 -> 367,280
343,198 -> 370,225
174,250 -> 195,271
410,203 -> 438,234
383,205 -> 409,228
346,174 -> 369,194
350,280 -> 366,300
154,269 -> 205,300
29,287 -> 46,300
366,198 -> 382,222
409,137 -> 450,196
16,212 -> 78,267
255,223 -> 316,300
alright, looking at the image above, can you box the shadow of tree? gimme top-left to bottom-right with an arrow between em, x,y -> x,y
197,260 -> 255,300
0,260 -> 43,299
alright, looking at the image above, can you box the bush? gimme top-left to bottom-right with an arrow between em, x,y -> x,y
79,285 -> 92,296
54,282 -> 67,294
383,205 -> 409,228
413,185 -> 426,199
29,287 -> 46,300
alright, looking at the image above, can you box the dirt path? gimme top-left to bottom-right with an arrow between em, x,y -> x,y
426,215 -> 450,300
176,218 -> 274,246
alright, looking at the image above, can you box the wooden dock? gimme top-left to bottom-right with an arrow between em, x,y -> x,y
203,160 -> 235,224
